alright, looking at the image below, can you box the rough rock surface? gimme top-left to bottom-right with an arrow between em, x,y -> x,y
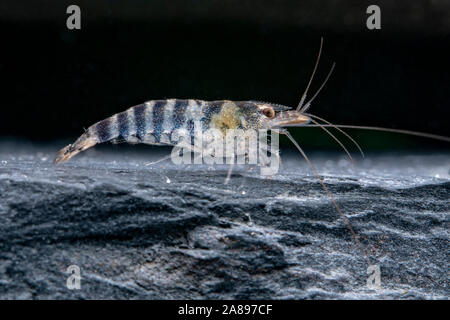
0,142 -> 448,299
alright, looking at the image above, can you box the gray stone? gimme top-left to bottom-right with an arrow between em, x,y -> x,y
0,142 -> 448,299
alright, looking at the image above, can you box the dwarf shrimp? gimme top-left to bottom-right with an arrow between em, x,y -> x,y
54,38 -> 449,264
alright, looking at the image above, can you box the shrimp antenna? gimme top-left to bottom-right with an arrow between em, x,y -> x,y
300,62 -> 336,113
308,118 -> 355,164
304,112 -> 365,157
297,37 -> 323,111
303,124 -> 450,143
282,129 -> 371,265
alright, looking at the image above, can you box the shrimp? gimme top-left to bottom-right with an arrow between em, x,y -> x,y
54,38 -> 449,264
54,99 -> 310,165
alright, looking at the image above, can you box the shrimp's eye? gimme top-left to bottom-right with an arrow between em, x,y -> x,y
262,107 -> 275,118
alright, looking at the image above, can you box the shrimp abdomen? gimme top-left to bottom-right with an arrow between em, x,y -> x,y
54,99 -> 212,163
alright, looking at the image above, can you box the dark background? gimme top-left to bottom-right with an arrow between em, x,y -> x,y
1,0 -> 449,150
